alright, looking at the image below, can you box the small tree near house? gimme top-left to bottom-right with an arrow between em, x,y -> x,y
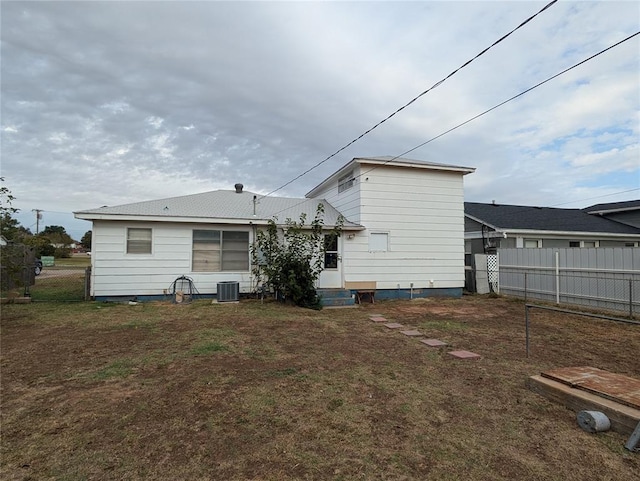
251,203 -> 343,310
80,230 -> 92,251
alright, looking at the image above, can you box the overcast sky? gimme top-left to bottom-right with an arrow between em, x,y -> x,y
2,0 -> 639,239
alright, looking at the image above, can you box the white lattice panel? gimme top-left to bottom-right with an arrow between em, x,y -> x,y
487,254 -> 499,292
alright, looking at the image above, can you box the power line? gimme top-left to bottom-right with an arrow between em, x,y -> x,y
260,0 -> 558,199
340,30 -> 640,200
550,188 -> 640,208
268,31 -> 639,218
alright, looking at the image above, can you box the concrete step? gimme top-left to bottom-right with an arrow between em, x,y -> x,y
317,289 -> 356,307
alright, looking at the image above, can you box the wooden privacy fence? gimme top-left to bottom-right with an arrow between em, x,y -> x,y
496,248 -> 640,317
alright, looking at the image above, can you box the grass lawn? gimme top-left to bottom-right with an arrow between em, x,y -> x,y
47,254 -> 91,268
1,296 -> 638,480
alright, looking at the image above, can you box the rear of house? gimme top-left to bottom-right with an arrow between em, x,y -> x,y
76,157 -> 475,301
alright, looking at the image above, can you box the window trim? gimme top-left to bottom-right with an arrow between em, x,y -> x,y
126,227 -> 152,255
191,229 -> 250,272
523,238 -> 541,249
338,170 -> 355,193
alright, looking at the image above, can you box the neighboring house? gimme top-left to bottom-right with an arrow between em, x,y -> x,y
583,199 -> 640,229
75,156 -> 475,301
465,201 -> 640,255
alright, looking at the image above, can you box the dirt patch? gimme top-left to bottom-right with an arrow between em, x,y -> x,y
1,296 -> 638,480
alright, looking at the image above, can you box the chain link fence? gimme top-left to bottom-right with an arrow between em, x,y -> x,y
469,248 -> 640,318
1,262 -> 90,302
499,269 -> 639,318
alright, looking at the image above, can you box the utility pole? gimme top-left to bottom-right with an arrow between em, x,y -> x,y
32,209 -> 43,234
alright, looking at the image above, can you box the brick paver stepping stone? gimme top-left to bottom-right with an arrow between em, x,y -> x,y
369,316 -> 387,322
448,350 -> 481,359
421,339 -> 448,347
400,330 -> 422,337
384,323 -> 404,329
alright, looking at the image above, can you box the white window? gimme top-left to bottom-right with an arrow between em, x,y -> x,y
127,228 -> 152,254
192,230 -> 249,272
338,170 -> 355,193
222,231 -> 250,271
571,240 -> 600,248
369,232 -> 388,252
524,239 -> 541,248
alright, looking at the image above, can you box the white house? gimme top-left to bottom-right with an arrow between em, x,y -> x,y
74,156 -> 475,301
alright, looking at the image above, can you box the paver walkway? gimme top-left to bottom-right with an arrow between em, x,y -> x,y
365,313 -> 481,359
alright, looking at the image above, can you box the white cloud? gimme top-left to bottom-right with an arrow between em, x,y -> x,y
1,0 -> 638,233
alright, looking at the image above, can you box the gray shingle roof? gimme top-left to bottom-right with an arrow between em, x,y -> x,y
75,190 -> 361,229
465,202 -> 640,234
583,199 -> 640,214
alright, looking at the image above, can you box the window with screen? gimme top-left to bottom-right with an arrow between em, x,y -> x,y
127,228 -> 152,254
338,170 -> 355,193
192,230 -> 249,272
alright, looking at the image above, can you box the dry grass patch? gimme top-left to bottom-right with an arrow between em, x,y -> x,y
1,296 -> 638,480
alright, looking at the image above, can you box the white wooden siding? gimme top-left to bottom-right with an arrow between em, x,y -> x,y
339,166 -> 466,289
310,165 -> 362,223
91,221 -> 253,297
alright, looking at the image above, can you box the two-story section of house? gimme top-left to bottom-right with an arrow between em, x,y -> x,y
306,156 -> 475,298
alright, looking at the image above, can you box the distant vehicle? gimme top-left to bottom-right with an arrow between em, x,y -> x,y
34,259 -> 43,276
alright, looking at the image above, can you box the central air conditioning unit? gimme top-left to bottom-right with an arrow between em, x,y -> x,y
217,281 -> 239,302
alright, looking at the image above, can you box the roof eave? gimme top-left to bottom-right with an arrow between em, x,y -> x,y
74,212 -> 365,230
587,206 -> 640,215
306,157 -> 475,198
74,212 -> 273,225
500,229 -> 640,238
464,213 -> 500,231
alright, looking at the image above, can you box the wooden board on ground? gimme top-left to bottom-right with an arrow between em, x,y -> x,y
528,372 -> 640,436
541,366 -> 640,410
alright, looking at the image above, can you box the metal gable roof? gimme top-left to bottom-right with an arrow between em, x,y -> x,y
74,190 -> 362,229
465,202 -> 640,235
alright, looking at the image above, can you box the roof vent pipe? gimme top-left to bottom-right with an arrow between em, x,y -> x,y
234,183 -> 243,193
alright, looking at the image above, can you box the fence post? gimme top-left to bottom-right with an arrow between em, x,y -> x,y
631,279 -> 634,319
525,304 -> 530,358
555,251 -> 560,304
22,266 -> 31,298
524,272 -> 528,302
84,267 -> 91,301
